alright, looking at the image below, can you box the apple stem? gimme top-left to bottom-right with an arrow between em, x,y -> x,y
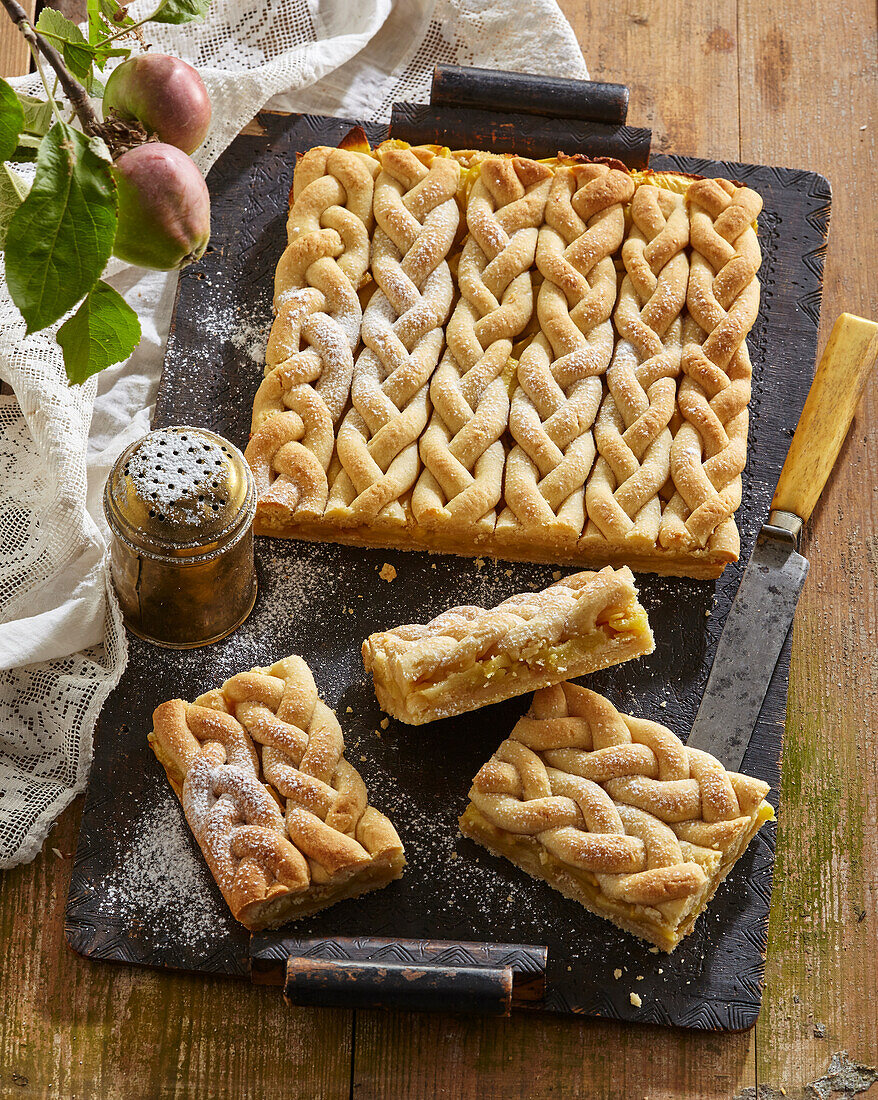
0,0 -> 102,136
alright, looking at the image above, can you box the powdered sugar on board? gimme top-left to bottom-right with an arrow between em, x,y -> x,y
94,788 -> 228,953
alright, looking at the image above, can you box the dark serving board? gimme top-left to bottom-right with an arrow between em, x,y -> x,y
66,109 -> 831,1030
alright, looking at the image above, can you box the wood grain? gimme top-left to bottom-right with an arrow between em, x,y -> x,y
738,0 -> 878,1094
0,803 -> 354,1099
0,0 -> 33,78
772,314 -> 878,521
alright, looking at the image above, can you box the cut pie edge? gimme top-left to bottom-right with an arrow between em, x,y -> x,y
458,800 -> 774,953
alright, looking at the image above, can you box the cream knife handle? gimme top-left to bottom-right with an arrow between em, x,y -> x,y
772,313 -> 878,521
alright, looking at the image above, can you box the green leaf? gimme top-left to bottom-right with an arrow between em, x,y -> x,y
35,8 -> 87,46
57,279 -> 140,384
5,123 -> 117,334
35,10 -> 96,86
88,0 -> 135,43
148,0 -> 210,25
17,93 -> 59,137
0,163 -> 28,249
9,132 -> 41,162
0,78 -> 24,162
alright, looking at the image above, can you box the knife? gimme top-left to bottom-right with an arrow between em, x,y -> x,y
687,313 -> 878,769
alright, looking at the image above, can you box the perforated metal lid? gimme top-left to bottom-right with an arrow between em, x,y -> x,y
104,426 -> 256,559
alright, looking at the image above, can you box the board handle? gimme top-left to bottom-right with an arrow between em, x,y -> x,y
772,313 -> 878,521
389,103 -> 651,169
284,957 -> 512,1015
431,63 -> 629,125
250,934 -> 548,1015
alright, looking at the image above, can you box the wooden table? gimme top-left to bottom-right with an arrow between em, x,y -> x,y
2,2 -> 877,1097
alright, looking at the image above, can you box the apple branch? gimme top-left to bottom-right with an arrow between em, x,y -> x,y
0,0 -> 102,136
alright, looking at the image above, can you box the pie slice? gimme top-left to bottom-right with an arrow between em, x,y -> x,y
362,565 -> 653,725
459,682 -> 773,951
149,655 -> 405,931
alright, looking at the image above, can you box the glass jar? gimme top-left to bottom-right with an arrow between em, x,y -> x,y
104,426 -> 257,648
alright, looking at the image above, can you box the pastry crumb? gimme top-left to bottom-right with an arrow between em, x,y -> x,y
380,718 -> 389,730
374,730 -> 381,738
475,557 -> 485,570
552,570 -> 562,580
346,706 -> 353,713
504,568 -> 512,577
635,975 -> 644,981
630,993 -> 642,1008
378,563 -> 397,582
359,754 -> 367,762
659,700 -> 667,708
613,968 -> 622,979
648,946 -> 659,954
51,847 -> 64,859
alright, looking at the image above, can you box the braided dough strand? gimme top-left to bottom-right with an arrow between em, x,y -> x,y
151,699 -> 311,926
496,163 -> 635,552
326,143 -> 460,530
246,146 -> 379,525
659,178 -> 762,551
413,156 -> 553,539
150,654 -> 405,929
464,682 -> 771,917
582,183 -> 690,551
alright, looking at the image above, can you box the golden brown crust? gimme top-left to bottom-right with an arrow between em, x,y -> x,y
247,141 -> 763,579
150,656 -> 405,931
362,566 -> 654,725
459,682 -> 773,951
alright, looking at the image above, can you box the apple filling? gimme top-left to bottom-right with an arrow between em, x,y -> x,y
411,603 -> 650,703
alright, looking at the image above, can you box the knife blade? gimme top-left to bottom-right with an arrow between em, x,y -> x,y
687,313 -> 878,770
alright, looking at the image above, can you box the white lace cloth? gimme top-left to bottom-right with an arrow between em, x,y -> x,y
0,0 -> 588,867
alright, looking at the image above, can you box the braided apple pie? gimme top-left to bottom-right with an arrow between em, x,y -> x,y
459,682 -> 773,951
149,655 -> 405,930
247,133 -> 764,579
362,565 -> 653,725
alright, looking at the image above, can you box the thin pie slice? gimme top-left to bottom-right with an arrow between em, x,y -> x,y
149,655 -> 405,931
459,682 -> 773,951
362,565 -> 653,725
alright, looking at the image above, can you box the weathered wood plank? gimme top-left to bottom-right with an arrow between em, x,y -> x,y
0,801 -> 353,1099
0,0 -> 33,79
353,1012 -> 756,1100
738,0 -> 878,1094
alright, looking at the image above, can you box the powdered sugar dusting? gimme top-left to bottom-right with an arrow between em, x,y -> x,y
95,790 -> 228,951
231,316 -> 272,365
126,429 -> 230,515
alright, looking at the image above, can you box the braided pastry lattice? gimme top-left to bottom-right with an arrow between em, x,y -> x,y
325,144 -> 460,530
245,146 -> 379,524
412,156 -> 553,539
219,656 -> 401,879
152,698 -> 311,925
584,184 -> 690,549
659,178 -> 763,552
150,656 -> 404,929
495,163 -> 634,552
462,682 -> 771,947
